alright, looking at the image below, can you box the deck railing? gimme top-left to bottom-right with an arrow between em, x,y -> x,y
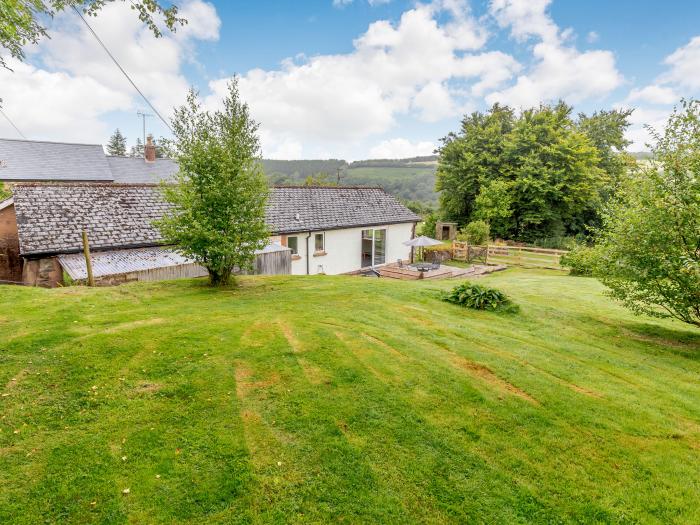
451,241 -> 568,270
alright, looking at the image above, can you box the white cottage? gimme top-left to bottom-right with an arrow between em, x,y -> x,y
0,138 -> 421,285
3,183 -> 419,286
266,186 -> 419,275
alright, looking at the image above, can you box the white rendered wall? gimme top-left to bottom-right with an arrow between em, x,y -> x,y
285,222 -> 415,275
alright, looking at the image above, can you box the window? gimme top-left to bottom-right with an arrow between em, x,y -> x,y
287,236 -> 298,255
361,229 -> 387,267
314,233 -> 325,253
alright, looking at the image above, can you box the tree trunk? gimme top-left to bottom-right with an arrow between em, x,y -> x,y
208,267 -> 234,286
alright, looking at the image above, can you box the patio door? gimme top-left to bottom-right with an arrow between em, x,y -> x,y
361,229 -> 387,268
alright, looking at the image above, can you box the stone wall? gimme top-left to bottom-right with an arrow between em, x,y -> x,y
22,257 -> 63,288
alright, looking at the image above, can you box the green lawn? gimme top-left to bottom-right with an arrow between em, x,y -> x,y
1,270 -> 699,524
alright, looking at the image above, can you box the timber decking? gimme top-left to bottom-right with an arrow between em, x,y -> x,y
378,263 -> 506,281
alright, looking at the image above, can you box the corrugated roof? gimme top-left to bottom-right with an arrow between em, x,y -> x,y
58,243 -> 290,280
0,138 -> 113,181
107,156 -> 179,183
12,183 -> 420,256
58,246 -> 198,280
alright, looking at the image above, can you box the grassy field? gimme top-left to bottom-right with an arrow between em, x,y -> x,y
1,270 -> 699,523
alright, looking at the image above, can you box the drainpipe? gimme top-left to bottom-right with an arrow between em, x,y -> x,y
305,231 -> 312,275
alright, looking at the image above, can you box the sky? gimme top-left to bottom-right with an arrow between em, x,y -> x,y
1,0 -> 700,160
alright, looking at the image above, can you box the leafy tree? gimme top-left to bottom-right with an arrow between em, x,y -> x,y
473,179 -> 512,238
105,129 -> 127,156
593,100 -> 700,326
436,102 -> 612,242
436,103 -> 514,223
0,183 -> 10,201
577,108 -> 635,225
303,173 -> 336,186
504,102 -> 604,241
457,220 -> 490,245
0,1 -> 185,71
156,80 -> 269,286
153,136 -> 174,158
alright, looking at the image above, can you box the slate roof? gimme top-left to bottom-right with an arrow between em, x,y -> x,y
107,156 -> 179,183
267,186 -> 420,234
0,138 -> 113,181
13,184 -> 170,256
0,138 -> 179,183
11,183 -> 420,256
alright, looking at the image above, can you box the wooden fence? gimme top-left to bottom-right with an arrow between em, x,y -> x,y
451,241 -> 568,270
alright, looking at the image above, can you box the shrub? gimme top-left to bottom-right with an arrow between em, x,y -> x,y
443,282 -> 516,311
457,220 -> 490,245
419,212 -> 438,237
560,244 -> 596,276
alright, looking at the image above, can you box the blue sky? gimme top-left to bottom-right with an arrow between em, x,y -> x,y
1,0 -> 699,159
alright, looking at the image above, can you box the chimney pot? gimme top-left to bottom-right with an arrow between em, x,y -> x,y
145,135 -> 156,163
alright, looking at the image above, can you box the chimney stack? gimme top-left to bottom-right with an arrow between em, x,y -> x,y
145,134 -> 156,163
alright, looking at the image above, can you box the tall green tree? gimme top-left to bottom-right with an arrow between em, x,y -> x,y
436,103 -> 514,223
156,80 -> 269,286
129,138 -> 144,158
504,102 -> 604,240
577,108 -> 635,226
592,100 -> 700,326
105,128 -> 127,156
0,1 -> 184,71
436,102 -> 609,241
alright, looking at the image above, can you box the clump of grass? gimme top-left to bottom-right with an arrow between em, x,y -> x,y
443,282 -> 517,312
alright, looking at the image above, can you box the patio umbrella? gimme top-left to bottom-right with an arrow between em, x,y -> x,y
403,236 -> 443,247
403,235 -> 443,262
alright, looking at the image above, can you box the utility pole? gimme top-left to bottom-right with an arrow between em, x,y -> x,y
136,111 -> 154,153
336,167 -> 343,185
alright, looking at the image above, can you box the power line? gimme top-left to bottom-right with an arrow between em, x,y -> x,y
0,107 -> 26,139
71,5 -> 173,133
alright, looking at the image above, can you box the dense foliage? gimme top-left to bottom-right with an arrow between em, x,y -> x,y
560,244 -> 596,276
0,1 -> 184,71
0,183 -> 10,201
457,220 -> 490,245
157,80 -> 269,286
443,282 -> 514,311
436,102 -> 633,242
592,100 -> 700,327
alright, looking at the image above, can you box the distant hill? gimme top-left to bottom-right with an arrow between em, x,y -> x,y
629,152 -> 653,160
261,156 -> 439,205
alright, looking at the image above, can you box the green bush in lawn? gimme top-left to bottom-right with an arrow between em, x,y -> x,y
443,282 -> 516,311
560,244 -> 596,276
457,220 -> 490,245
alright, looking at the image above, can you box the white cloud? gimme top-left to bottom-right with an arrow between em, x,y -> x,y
586,31 -> 599,44
660,36 -> 700,90
208,1 -> 518,157
369,138 -> 435,158
486,0 -> 623,107
412,82 -> 456,122
625,85 -> 678,105
489,0 -> 559,44
0,0 -> 220,142
0,57 -> 132,142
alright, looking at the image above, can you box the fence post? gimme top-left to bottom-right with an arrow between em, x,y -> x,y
82,229 -> 95,287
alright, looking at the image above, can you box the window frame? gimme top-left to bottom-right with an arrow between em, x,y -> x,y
314,232 -> 325,253
287,236 -> 299,255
